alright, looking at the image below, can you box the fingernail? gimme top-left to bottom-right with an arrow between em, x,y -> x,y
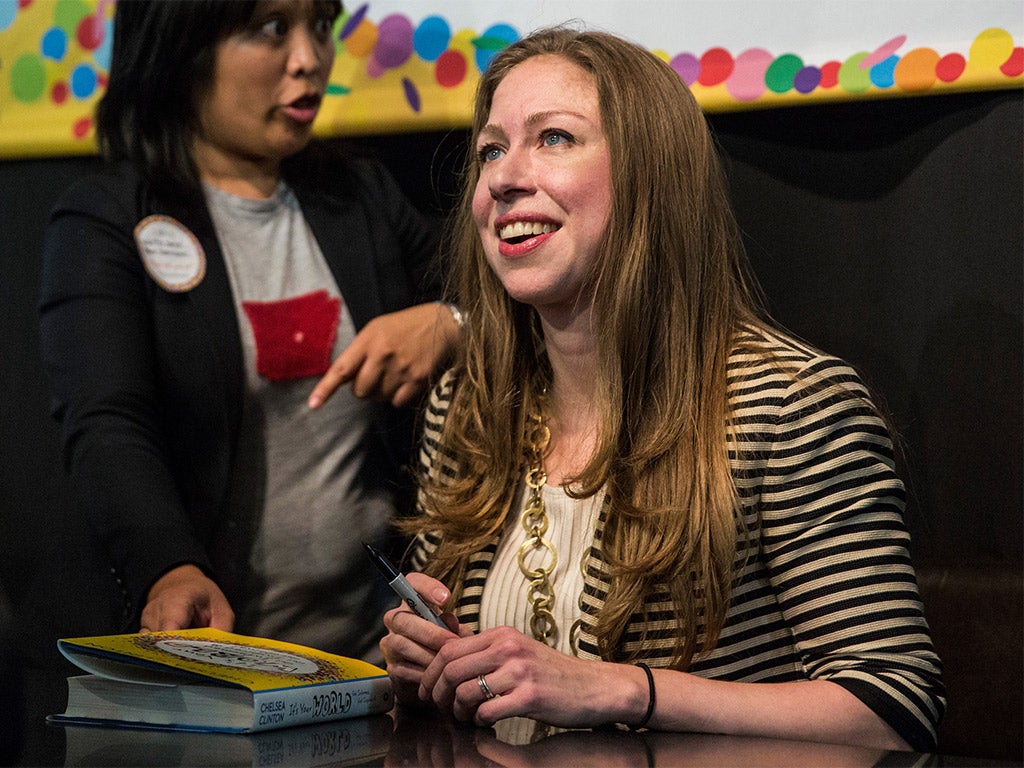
308,395 -> 321,408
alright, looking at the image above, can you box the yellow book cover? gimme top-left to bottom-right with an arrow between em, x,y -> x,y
51,629 -> 393,733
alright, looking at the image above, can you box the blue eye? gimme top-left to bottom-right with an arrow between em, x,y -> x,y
543,131 -> 571,147
478,145 -> 505,163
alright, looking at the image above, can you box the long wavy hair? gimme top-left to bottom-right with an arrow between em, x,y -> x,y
410,28 -> 768,668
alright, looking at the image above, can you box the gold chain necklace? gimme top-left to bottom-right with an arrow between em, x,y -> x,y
518,406 -> 559,645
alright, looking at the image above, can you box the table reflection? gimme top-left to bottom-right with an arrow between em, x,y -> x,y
41,706 -> 941,768
60,715 -> 392,767
385,709 -> 933,768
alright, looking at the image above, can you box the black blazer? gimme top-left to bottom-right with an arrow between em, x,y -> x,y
39,152 -> 441,627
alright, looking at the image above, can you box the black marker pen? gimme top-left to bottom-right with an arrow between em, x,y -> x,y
363,542 -> 449,628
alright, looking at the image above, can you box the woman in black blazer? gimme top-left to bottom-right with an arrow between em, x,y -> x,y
38,0 -> 457,661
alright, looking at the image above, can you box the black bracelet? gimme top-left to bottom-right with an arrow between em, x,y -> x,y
631,662 -> 656,731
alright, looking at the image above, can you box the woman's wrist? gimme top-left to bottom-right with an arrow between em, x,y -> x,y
597,661 -> 656,728
436,301 -> 464,329
630,663 -> 656,730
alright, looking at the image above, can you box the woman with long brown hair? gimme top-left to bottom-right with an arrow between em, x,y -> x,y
380,27 -> 943,751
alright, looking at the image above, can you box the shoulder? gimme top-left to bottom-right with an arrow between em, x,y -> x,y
726,321 -> 891,464
728,322 -> 874,409
45,162 -> 217,267
49,161 -> 150,225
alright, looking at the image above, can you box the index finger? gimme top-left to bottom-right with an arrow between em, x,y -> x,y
385,605 -> 458,651
307,341 -> 367,408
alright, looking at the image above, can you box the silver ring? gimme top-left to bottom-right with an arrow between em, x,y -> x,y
477,674 -> 497,700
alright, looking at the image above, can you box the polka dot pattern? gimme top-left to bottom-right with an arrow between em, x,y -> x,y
325,10 -> 1021,116
2,0 -> 111,150
0,1 -> 1021,155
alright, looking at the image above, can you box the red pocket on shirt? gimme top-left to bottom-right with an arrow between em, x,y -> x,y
242,290 -> 341,381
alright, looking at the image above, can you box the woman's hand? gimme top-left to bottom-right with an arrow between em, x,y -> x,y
141,564 -> 234,632
419,625 -> 649,728
308,302 -> 459,409
381,573 -> 461,705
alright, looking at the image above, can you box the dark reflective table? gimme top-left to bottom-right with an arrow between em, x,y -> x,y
7,662 -> 1012,767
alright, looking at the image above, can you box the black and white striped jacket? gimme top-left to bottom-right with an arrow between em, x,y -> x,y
411,324 -> 945,751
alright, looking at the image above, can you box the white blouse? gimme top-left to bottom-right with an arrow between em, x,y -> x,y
478,482 -> 602,656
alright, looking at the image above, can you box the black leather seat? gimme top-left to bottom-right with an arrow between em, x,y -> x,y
917,563 -> 1023,761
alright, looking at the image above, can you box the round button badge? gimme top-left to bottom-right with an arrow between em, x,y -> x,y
134,215 -> 206,292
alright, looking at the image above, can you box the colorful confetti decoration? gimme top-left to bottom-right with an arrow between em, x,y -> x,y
0,0 -> 1021,158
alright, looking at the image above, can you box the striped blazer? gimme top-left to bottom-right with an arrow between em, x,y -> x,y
410,324 -> 945,751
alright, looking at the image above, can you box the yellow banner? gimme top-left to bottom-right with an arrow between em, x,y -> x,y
1,1 -> 1021,159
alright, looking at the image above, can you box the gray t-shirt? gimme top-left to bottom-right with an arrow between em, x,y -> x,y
204,181 -> 396,662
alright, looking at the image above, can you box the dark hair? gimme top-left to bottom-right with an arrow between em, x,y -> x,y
96,0 -> 341,197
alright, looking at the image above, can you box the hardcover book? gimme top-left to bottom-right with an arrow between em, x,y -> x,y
50,629 -> 393,733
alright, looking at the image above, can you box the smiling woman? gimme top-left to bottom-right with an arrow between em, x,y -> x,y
472,55 -> 612,319
379,27 -> 946,753
38,0 -> 459,662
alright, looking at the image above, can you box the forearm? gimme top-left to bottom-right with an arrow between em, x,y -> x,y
68,428 -> 210,584
60,399 -> 215,624
643,671 -> 909,751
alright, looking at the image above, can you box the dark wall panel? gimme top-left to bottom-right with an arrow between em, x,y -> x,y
1,89 -> 1020,759
710,91 -> 1023,568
